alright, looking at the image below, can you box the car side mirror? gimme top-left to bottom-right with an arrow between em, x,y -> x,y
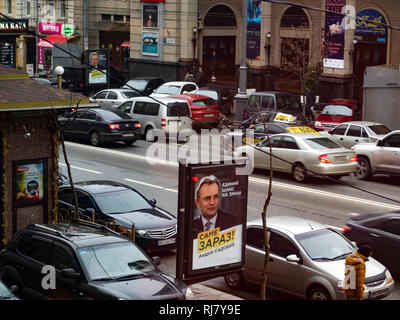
286,254 -> 301,263
150,199 -> 157,206
351,241 -> 357,247
377,140 -> 383,146
61,268 -> 81,280
152,256 -> 161,266
328,130 -> 333,134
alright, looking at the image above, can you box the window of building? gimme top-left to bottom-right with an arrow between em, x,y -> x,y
5,0 -> 12,14
114,15 -> 124,22
102,14 -> 111,21
24,1 -> 32,17
204,5 -> 236,27
125,16 -> 130,22
280,6 -> 309,28
59,0 -> 67,19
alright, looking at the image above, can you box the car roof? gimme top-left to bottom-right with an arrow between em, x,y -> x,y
269,132 -> 322,139
247,216 -> 327,236
61,180 -> 131,194
26,222 -> 128,248
250,91 -> 298,96
340,121 -> 384,126
127,77 -> 163,81
125,96 -> 189,103
160,81 -> 197,86
169,94 -> 215,101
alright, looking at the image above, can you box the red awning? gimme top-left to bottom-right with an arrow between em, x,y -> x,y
37,34 -> 73,47
37,39 -> 53,47
121,41 -> 130,47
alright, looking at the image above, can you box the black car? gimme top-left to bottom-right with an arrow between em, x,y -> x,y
58,107 -> 142,147
0,221 -> 190,300
122,77 -> 165,96
58,180 -> 177,253
343,211 -> 400,274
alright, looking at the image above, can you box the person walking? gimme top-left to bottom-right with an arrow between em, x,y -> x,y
344,244 -> 373,300
305,85 -> 316,123
196,65 -> 207,87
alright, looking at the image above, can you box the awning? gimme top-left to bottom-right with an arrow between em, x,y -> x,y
121,41 -> 130,47
37,34 -> 74,47
37,39 -> 53,47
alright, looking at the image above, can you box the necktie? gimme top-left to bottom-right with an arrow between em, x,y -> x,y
204,221 -> 211,231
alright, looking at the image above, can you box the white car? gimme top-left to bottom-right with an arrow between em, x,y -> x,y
235,132 -> 359,182
150,81 -> 199,98
322,121 -> 391,149
89,89 -> 141,108
224,216 -> 395,300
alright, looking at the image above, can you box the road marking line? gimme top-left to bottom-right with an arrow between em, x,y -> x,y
59,163 -> 101,174
164,188 -> 178,193
249,177 -> 400,211
124,178 -> 164,189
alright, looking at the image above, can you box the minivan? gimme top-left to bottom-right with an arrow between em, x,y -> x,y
243,91 -> 307,125
117,96 -> 192,141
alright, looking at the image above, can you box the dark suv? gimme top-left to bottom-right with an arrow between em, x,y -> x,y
0,221 -> 190,300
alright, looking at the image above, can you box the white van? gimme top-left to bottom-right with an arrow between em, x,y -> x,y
117,96 -> 192,141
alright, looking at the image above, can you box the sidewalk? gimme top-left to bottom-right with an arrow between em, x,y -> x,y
188,283 -> 243,300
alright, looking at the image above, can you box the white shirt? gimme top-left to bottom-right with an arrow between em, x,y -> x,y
201,214 -> 218,231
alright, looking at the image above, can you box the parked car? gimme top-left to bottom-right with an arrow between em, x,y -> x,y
58,180 -> 177,253
351,130 -> 400,180
0,280 -> 19,300
121,77 -> 165,96
343,211 -> 400,275
0,221 -> 191,300
89,89 -> 141,108
117,96 -> 192,142
235,132 -> 359,182
190,87 -> 234,115
169,93 -> 220,129
314,99 -> 362,131
150,81 -> 199,98
323,121 -> 392,149
58,107 -> 142,147
224,122 -> 319,150
224,216 -> 394,300
243,91 -> 307,125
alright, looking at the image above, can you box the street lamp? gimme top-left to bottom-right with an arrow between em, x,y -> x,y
191,27 -> 198,75
54,65 -> 64,89
352,38 -> 358,99
264,32 -> 273,91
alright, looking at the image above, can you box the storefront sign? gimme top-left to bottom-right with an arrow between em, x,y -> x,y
0,42 -> 15,66
356,9 -> 387,36
247,0 -> 261,60
39,22 -> 75,36
38,46 -> 44,69
0,20 -> 28,33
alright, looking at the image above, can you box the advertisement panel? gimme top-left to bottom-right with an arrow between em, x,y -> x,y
247,0 -> 262,60
143,4 -> 159,28
176,162 -> 248,284
86,49 -> 109,86
323,0 -> 346,69
142,32 -> 159,56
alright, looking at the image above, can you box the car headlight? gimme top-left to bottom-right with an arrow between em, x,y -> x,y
136,230 -> 147,236
185,287 -> 194,300
385,269 -> 394,284
314,121 -> 322,127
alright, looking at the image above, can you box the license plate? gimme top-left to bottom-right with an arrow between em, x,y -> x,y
203,114 -> 214,118
158,238 -> 176,246
168,120 -> 181,125
369,288 -> 389,300
123,133 -> 134,137
335,155 -> 347,162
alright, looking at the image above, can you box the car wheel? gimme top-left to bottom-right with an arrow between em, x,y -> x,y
354,156 -> 372,180
307,285 -> 331,300
292,164 -> 308,183
124,139 -> 136,146
224,272 -> 245,290
90,131 -> 101,147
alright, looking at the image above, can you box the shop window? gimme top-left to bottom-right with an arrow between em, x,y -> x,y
280,6 -> 309,28
204,5 -> 236,27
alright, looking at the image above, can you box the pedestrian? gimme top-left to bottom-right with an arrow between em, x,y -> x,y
184,71 -> 196,82
344,244 -> 373,300
305,85 -> 316,122
211,50 -> 217,81
196,65 -> 207,87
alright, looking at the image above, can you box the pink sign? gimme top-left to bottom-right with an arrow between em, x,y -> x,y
39,22 -> 62,34
38,46 -> 44,67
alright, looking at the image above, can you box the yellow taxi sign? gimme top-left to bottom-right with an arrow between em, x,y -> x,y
242,137 -> 261,145
274,112 -> 294,123
286,126 -> 320,134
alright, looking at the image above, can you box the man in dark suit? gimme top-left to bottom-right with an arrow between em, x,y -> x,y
193,175 -> 239,239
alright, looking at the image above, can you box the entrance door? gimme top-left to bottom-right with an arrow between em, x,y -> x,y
202,36 -> 236,80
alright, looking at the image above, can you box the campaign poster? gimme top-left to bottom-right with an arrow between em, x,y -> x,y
142,32 -> 159,56
323,0 -> 346,69
247,0 -> 262,60
143,4 -> 159,29
15,162 -> 44,203
87,49 -> 108,85
191,170 -> 247,271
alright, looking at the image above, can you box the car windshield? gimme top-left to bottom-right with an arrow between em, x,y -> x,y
322,105 -> 352,116
0,282 -> 12,298
95,108 -> 133,120
367,124 -> 391,135
276,95 -> 302,112
123,80 -> 148,91
192,99 -> 216,107
121,91 -> 141,99
78,242 -> 155,281
304,137 -> 341,149
154,85 -> 180,94
295,228 -> 355,261
93,189 -> 152,214
195,90 -> 218,100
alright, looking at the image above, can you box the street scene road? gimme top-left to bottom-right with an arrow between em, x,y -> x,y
60,137 -> 400,300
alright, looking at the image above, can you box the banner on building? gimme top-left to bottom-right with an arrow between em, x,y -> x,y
247,0 -> 262,60
323,0 -> 346,69
143,4 -> 159,28
142,32 -> 159,56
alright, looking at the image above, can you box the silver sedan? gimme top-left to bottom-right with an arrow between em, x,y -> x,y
235,132 -> 359,182
224,216 -> 395,300
89,89 -> 141,108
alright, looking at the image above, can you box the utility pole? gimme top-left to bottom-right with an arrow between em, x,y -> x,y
234,0 -> 248,121
83,0 -> 88,51
35,0 -> 39,74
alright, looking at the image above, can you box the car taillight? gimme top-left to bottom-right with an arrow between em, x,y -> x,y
134,123 -> 142,128
319,154 -> 331,163
109,124 -> 120,130
350,152 -> 358,162
342,224 -> 352,233
161,118 -> 166,127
